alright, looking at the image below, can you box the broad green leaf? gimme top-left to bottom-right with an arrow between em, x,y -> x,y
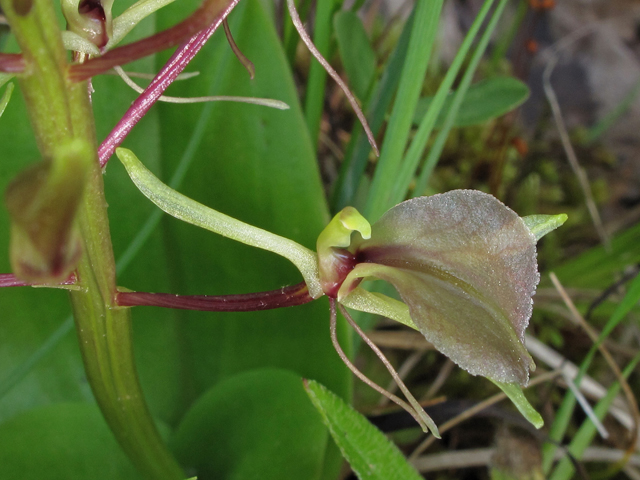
0,403 -> 140,479
171,369 -> 328,480
305,379 -> 423,480
522,214 -> 568,242
153,0 -> 351,477
333,11 -> 376,101
152,0 -> 349,396
345,191 -> 538,384
412,76 -> 530,128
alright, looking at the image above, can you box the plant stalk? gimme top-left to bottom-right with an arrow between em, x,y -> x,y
1,0 -> 184,477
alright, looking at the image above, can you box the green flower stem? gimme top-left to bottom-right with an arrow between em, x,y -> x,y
70,167 -> 184,480
1,0 -> 184,478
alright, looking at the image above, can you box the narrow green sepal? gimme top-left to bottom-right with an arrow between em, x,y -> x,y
116,147 -> 324,297
522,214 -> 568,242
491,380 -> 544,429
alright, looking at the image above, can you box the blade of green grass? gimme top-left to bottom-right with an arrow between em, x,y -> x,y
551,222 -> 640,289
490,0 -> 527,68
549,353 -> 640,480
304,0 -> 341,150
333,11 -> 376,101
409,0 -> 510,202
331,9 -> 414,212
363,0 -> 444,221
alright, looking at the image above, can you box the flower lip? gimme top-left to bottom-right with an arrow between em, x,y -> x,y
321,247 -> 359,298
337,190 -> 539,385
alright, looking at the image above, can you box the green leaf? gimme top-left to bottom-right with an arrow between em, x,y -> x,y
552,221 -> 640,289
412,76 -> 530,128
153,0 -> 351,476
0,403 -> 140,479
522,214 -> 568,242
345,191 -> 538,384
305,379 -> 423,480
152,0 -> 349,397
491,380 -> 543,429
333,11 -> 376,101
171,369 -> 328,480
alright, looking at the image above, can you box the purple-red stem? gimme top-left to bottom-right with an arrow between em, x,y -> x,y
69,0 -> 239,82
0,53 -> 25,73
116,281 -> 313,312
0,272 -> 77,287
97,0 -> 240,167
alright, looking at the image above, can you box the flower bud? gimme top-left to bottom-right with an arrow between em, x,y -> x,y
61,0 -> 114,49
5,139 -> 90,282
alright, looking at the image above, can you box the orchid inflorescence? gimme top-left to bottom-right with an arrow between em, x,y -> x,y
0,0 -> 567,440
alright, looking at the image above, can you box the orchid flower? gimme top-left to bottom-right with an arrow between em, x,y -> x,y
115,147 -> 566,437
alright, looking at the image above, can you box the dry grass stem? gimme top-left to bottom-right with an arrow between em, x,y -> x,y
378,350 -> 426,407
550,272 -> 640,451
541,26 -> 610,250
421,359 -> 455,402
409,370 -> 563,460
367,329 -> 433,350
412,446 -> 640,473
223,18 -> 255,79
286,0 -> 379,156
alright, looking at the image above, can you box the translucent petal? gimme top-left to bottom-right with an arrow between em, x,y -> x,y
346,190 -> 539,384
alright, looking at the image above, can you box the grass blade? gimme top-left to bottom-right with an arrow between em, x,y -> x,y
410,0 -> 509,201
364,0 -> 444,221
